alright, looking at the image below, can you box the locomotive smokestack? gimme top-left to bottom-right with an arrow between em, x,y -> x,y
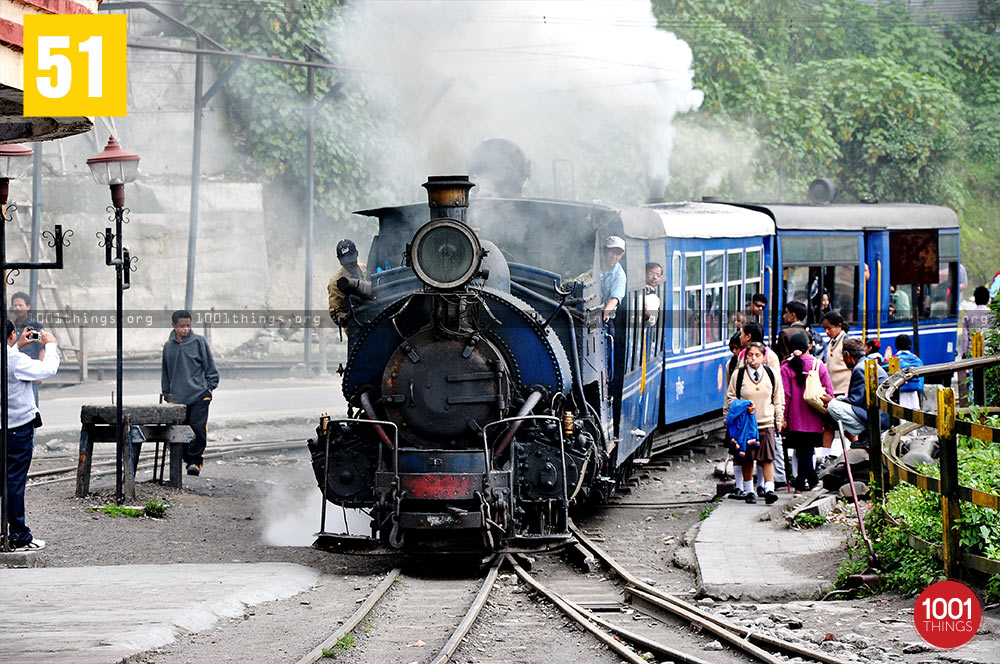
423,175 -> 475,223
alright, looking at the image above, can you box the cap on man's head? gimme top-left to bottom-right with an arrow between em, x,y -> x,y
336,239 -> 358,264
604,236 -> 625,252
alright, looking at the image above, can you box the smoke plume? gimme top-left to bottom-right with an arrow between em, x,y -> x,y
331,0 -> 702,202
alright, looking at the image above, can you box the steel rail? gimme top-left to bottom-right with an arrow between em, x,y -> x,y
505,555 -> 649,664
506,554 -> 713,664
295,567 -> 401,664
27,440 -> 299,480
570,522 -> 841,664
31,437 -> 303,462
27,440 -> 299,486
429,556 -> 502,664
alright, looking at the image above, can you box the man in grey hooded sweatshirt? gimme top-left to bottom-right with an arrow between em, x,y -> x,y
161,310 -> 219,476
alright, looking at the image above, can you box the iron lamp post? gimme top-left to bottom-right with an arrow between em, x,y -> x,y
87,136 -> 139,506
0,144 -> 69,550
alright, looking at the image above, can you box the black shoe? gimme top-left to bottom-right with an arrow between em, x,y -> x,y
765,490 -> 778,505
186,463 -> 201,476
756,486 -> 765,497
728,489 -> 747,500
745,492 -> 757,504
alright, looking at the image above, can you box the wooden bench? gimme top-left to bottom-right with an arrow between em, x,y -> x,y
76,404 -> 191,500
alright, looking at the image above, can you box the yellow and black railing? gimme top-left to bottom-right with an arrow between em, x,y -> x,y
868,332 -> 1000,579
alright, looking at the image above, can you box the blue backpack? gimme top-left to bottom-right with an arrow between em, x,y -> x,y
896,350 -> 924,392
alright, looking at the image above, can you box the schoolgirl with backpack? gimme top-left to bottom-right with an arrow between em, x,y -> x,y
724,342 -> 786,504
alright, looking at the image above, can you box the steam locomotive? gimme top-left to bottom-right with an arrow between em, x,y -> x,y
308,159 -> 960,553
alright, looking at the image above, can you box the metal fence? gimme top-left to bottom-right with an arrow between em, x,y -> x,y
869,332 -> 1000,578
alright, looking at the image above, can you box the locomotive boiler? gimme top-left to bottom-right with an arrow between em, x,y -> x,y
308,176 -> 604,552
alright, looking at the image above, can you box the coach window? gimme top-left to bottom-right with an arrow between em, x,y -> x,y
890,233 -> 958,321
744,248 -> 762,311
705,252 -> 724,345
780,235 -> 859,325
671,252 -> 682,353
726,249 -> 743,337
685,253 -> 703,349
924,234 -> 959,319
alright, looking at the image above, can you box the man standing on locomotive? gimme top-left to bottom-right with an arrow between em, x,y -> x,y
327,239 -> 368,327
601,236 -> 627,327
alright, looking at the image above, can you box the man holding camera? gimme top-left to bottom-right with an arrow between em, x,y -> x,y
11,292 -> 45,405
3,321 -> 59,551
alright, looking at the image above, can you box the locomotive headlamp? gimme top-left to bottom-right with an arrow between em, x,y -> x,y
410,218 -> 483,289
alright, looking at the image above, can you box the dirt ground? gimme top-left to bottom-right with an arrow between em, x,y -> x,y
17,420 -> 1000,664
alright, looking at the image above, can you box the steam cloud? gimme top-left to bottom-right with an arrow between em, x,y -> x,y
332,0 -> 702,202
262,462 -> 370,546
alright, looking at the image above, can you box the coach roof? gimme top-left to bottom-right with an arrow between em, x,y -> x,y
734,202 -> 959,231
630,201 -> 775,240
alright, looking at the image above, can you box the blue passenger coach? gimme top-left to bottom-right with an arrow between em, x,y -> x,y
743,204 -> 961,369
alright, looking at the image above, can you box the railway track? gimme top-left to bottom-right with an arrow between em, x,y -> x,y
26,438 -> 303,487
513,522 -> 842,664
296,558 -> 501,664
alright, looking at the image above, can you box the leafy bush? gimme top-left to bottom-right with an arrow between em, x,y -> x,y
840,428 -> 1000,600
143,499 -> 169,519
837,502 -> 943,596
795,512 -> 827,528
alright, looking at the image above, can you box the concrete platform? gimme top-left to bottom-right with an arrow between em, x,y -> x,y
694,488 -> 846,601
0,563 -> 319,663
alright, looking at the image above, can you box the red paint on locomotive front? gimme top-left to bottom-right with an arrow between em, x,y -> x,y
400,474 -> 480,500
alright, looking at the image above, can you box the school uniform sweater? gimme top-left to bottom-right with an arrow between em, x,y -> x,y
824,331 -> 851,395
724,363 -> 785,430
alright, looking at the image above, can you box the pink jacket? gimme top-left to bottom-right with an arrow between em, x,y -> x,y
780,354 -> 834,433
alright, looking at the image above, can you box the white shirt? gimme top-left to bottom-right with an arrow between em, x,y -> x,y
6,342 -> 59,428
644,291 -> 660,326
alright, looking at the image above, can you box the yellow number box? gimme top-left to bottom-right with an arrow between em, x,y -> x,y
23,14 -> 127,117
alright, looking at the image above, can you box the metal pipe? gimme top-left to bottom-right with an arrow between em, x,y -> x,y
359,392 -> 394,453
493,390 -> 542,459
304,59 -> 315,372
29,144 -> 40,307
1,180 -> 10,550
184,48 -> 204,311
114,205 -> 125,504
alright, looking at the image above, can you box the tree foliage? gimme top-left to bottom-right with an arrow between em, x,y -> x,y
174,0 -> 400,235
655,0 -> 1000,287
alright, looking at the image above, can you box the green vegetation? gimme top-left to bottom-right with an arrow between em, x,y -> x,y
699,504 -> 717,520
795,512 -> 827,528
143,498 -> 169,519
175,0 -> 401,238
93,505 -> 144,518
653,0 -> 1000,287
88,499 -> 170,519
322,633 -> 356,658
837,502 -> 943,596
838,417 -> 1000,600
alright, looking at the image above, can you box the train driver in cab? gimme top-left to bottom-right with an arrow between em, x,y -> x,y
601,236 -> 627,328
328,239 -> 368,327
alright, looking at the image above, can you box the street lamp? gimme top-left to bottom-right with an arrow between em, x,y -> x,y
0,143 -> 69,551
87,136 -> 139,505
